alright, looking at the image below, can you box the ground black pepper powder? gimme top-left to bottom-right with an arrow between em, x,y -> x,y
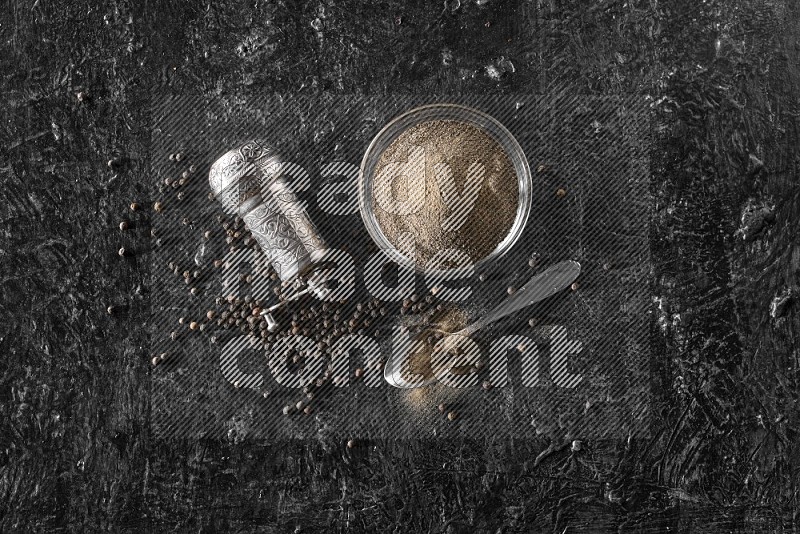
372,119 -> 518,268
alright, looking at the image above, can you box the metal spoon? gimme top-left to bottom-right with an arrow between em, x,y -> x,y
384,260 -> 581,388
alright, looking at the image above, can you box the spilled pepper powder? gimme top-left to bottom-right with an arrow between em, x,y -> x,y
372,119 -> 519,269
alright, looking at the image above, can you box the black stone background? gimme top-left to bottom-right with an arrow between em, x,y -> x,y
1,0 -> 798,531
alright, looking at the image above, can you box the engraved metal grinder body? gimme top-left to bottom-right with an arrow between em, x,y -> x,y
209,140 -> 330,330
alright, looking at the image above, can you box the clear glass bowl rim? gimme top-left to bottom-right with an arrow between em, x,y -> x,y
358,103 -> 532,276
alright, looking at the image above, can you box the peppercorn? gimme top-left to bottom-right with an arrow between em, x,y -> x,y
556,187 -> 567,198
129,202 -> 139,211
447,411 -> 458,421
346,439 -> 356,449
118,247 -> 127,257
189,321 -> 198,330
119,221 -> 129,231
153,201 -> 163,212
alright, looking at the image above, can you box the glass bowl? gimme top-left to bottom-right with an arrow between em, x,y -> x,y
358,103 -> 532,276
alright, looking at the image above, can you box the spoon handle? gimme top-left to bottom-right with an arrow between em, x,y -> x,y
458,260 -> 581,337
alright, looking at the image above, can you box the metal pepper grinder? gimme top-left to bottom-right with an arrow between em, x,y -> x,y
209,140 -> 330,331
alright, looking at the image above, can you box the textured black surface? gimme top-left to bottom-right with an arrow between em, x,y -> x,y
1,0 -> 799,531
